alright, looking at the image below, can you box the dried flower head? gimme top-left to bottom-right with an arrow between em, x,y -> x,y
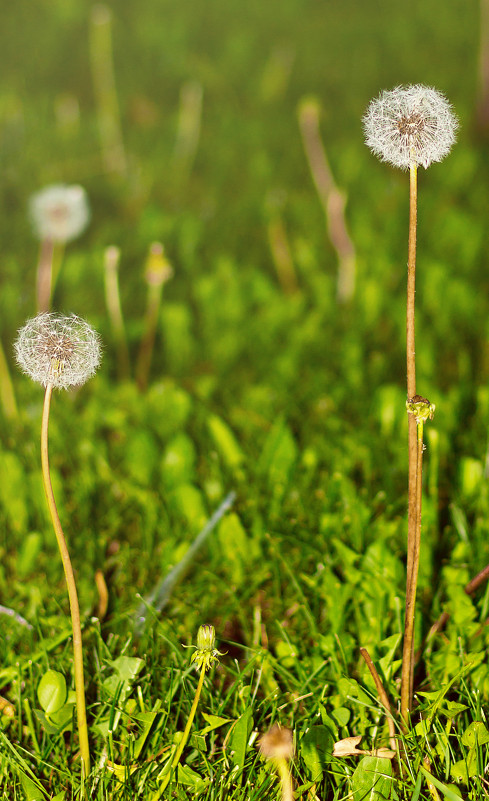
29,184 -> 90,242
363,85 -> 458,170
15,313 -> 101,389
406,394 -> 435,424
259,725 -> 294,761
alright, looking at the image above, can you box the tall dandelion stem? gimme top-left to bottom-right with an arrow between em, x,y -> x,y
400,163 -> 418,724
41,383 -> 90,777
402,396 -> 434,720
15,313 -> 101,780
364,85 -> 457,726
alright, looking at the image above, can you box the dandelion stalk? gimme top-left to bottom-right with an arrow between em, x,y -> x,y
172,80 -> 203,185
298,97 -> 356,303
136,243 -> 173,392
403,396 -> 435,718
41,382 -> 90,776
402,161 -> 420,722
363,85 -> 457,723
103,245 -> 130,380
151,625 -> 223,800
259,725 -> 294,801
15,313 -> 101,778
90,4 -> 127,178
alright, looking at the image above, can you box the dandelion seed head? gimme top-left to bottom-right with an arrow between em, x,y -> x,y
15,313 -> 101,390
363,85 -> 458,170
259,725 -> 294,760
29,184 -> 90,242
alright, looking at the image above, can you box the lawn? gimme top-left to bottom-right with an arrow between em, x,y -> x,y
0,0 -> 488,798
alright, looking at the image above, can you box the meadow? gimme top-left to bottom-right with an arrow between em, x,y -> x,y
0,0 -> 489,798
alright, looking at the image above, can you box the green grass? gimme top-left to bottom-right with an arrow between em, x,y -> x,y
1,0 -> 489,798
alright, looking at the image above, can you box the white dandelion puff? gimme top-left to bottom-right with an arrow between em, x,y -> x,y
29,184 -> 90,243
15,313 -> 101,389
363,84 -> 458,170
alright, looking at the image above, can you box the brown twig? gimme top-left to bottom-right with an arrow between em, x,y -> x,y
418,562 -> 489,656
360,647 -> 397,753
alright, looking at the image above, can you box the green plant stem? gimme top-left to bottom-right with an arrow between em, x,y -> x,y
36,238 -> 55,314
89,4 -> 127,178
41,383 -> 90,778
400,162 -> 418,725
151,665 -> 206,800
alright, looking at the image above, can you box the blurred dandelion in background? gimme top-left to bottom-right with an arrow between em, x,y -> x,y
30,184 -> 90,243
29,184 -> 90,313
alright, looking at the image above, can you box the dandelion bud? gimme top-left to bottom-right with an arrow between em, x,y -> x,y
15,313 -> 101,390
190,624 -> 224,671
29,184 -> 90,243
363,84 -> 458,170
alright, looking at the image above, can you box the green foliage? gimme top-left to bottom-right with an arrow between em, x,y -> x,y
351,757 -> 393,801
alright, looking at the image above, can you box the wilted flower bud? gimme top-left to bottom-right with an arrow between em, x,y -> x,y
30,184 -> 90,243
406,394 -> 435,424
15,313 -> 101,390
363,85 -> 458,170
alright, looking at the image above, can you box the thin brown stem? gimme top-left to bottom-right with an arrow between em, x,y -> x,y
136,244 -> 172,392
400,163 -> 418,725
408,424 -> 424,701
41,384 -> 90,777
360,647 -> 397,752
36,238 -> 55,313
297,97 -> 356,303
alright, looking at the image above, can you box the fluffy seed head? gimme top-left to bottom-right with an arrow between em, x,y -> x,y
363,85 -> 458,170
15,313 -> 101,390
259,725 -> 294,760
29,184 -> 90,242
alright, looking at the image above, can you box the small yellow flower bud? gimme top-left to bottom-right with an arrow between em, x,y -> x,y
190,624 -> 225,672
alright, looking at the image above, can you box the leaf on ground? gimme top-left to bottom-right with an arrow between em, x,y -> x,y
207,413 -> 245,470
333,736 -> 395,760
229,707 -> 253,769
201,712 -> 233,734
300,725 -> 334,782
350,756 -> 393,800
257,417 -> 298,487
